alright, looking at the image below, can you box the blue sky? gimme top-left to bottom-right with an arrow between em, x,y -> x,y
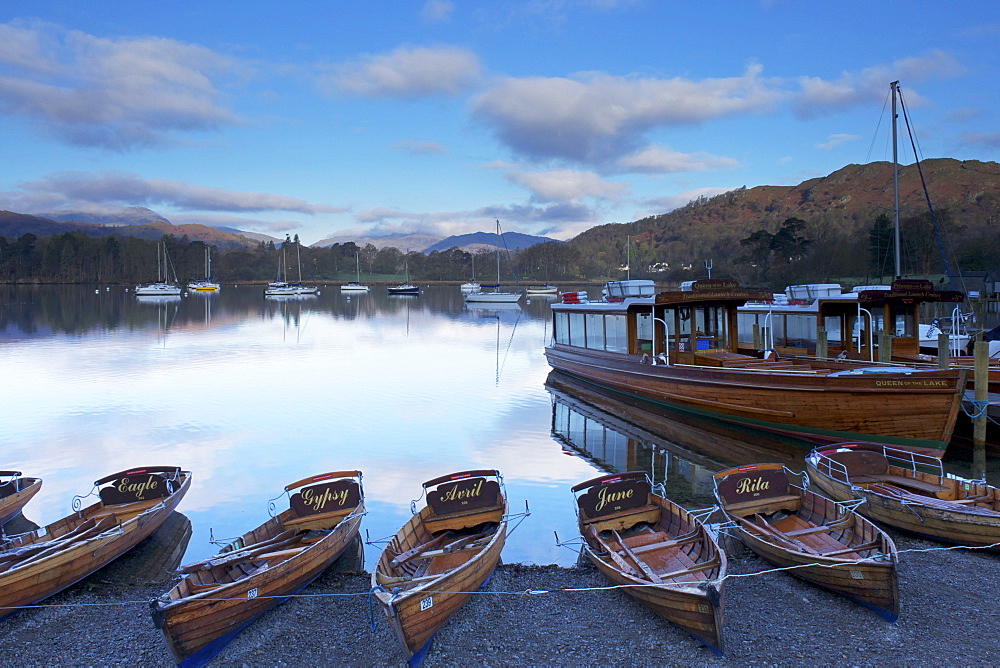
1,1 -> 998,246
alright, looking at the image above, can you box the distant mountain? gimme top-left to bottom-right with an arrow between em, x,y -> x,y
312,232 -> 443,251
313,230 -> 558,253
41,206 -> 170,226
424,231 -> 558,253
0,210 -> 106,238
0,208 -> 259,248
212,227 -> 283,245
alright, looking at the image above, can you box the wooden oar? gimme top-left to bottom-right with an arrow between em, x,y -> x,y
0,519 -> 99,563
584,525 -> 639,577
388,534 -> 448,569
0,516 -> 118,573
612,529 -> 663,583
177,530 -> 297,574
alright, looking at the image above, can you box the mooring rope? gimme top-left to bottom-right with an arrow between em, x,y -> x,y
3,536 -> 1000,614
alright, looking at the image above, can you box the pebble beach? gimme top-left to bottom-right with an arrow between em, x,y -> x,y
1,523 -> 998,666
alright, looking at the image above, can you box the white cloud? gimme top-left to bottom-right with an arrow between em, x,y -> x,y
3,171 -> 344,215
506,168 -> 628,203
793,50 -> 963,118
0,20 -> 242,149
472,64 -> 780,164
617,146 -> 739,173
815,133 -> 859,150
325,45 -> 481,98
420,0 -> 454,23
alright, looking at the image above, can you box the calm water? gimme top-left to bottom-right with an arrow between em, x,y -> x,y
1,284 -> 995,568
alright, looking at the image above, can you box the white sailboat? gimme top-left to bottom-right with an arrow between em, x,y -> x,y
466,220 -> 521,303
136,242 -> 182,296
289,242 -> 318,295
461,253 -> 481,293
187,247 -> 220,292
341,252 -> 370,292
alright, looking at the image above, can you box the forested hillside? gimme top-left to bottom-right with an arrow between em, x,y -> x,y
528,158 -> 1000,288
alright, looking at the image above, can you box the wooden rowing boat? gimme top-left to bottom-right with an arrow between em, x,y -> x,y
573,471 -> 726,655
806,442 -> 1000,550
151,470 -> 366,666
0,466 -> 190,621
0,471 -> 42,526
372,469 -> 507,665
714,463 -> 899,620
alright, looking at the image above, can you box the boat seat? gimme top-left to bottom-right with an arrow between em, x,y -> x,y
724,494 -> 801,517
583,503 -> 660,529
424,550 -> 474,576
283,507 -> 353,531
854,474 -> 947,494
424,504 -> 505,534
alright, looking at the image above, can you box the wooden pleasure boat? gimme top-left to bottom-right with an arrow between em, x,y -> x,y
714,463 -> 899,620
151,470 -> 366,666
0,471 -> 42,526
806,442 -> 1000,550
0,466 -> 190,621
573,471 -> 726,655
545,278 -> 967,457
372,470 -> 508,665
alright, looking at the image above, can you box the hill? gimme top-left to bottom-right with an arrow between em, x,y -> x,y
424,231 -> 557,253
41,206 -> 170,226
312,232 -> 442,251
0,210 -> 260,249
558,158 -> 1000,283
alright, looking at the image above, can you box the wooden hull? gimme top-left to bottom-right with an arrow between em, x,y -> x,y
372,502 -> 507,661
546,344 -> 965,456
0,472 -> 190,621
806,457 -> 1000,550
580,495 -> 725,654
715,470 -> 898,621
0,476 -> 42,526
152,506 -> 364,665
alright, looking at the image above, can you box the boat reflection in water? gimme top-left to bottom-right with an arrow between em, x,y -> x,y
101,511 -> 194,585
546,370 -> 807,508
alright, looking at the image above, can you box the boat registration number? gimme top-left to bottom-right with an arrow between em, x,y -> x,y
420,596 -> 433,611
850,571 -> 863,580
248,588 -> 258,599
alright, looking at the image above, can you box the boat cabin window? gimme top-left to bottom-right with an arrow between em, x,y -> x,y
673,304 -> 727,351
553,311 -> 628,354
585,313 -> 605,349
568,313 -> 586,347
605,315 -> 627,353
891,302 -> 916,337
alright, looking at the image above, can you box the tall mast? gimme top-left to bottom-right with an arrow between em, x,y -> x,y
891,80 -> 901,280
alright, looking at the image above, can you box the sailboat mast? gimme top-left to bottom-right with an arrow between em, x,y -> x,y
891,80 -> 901,280
494,220 -> 504,288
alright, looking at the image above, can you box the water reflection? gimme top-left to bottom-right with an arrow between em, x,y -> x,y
546,371 -> 808,510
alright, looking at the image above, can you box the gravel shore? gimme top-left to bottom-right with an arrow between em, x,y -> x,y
2,523 -> 999,666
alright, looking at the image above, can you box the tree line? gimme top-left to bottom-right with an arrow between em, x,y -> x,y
1,207 -> 994,289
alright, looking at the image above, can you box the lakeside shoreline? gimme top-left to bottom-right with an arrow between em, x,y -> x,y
1,528 -> 998,666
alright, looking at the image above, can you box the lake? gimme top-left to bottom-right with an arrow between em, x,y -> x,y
1,284 -> 995,569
